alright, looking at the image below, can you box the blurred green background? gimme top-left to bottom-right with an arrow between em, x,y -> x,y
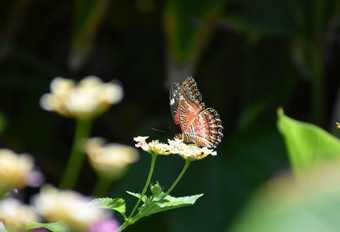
0,0 -> 340,231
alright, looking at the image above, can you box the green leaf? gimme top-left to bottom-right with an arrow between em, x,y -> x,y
230,110 -> 340,232
26,221 -> 69,232
126,191 -> 148,202
158,194 -> 204,211
93,197 -> 126,215
277,109 -> 340,173
138,193 -> 204,218
229,162 -> 340,232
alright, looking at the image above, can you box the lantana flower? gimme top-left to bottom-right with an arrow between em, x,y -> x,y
134,136 -> 217,160
40,76 -> 123,119
85,138 -> 139,180
0,198 -> 39,232
32,185 -> 115,231
0,149 -> 43,192
134,136 -> 173,155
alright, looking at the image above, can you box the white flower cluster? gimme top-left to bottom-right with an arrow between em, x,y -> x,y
85,137 -> 139,179
40,76 -> 123,119
0,149 -> 42,191
0,198 -> 38,232
134,136 -> 217,160
0,185 -> 119,232
32,185 -> 110,231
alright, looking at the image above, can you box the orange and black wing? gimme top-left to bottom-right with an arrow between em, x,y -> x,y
188,108 -> 224,148
170,76 -> 223,148
177,77 -> 205,131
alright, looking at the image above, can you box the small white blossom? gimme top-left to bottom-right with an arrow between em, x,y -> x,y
149,141 -> 173,155
33,186 -> 109,231
134,137 -> 173,156
0,198 -> 39,232
40,76 -> 123,119
0,149 -> 42,191
85,138 -> 139,179
134,137 -> 217,160
134,136 -> 150,151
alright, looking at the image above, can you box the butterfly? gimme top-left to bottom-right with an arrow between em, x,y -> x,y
169,76 -> 223,148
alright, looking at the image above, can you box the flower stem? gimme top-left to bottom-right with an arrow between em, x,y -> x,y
59,118 -> 92,189
92,175 -> 112,197
116,153 -> 158,232
0,188 -> 7,200
162,159 -> 191,199
124,159 -> 192,228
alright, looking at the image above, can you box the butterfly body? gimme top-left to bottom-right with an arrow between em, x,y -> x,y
170,77 -> 223,148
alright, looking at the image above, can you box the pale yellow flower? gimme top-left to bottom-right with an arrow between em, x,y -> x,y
85,138 -> 139,179
0,198 -> 39,232
33,185 -> 109,231
134,137 -> 173,155
40,76 -> 123,119
171,139 -> 217,160
149,141 -> 173,155
134,137 -> 217,160
0,149 -> 41,191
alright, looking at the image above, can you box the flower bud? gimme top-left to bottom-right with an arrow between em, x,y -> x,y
151,182 -> 163,196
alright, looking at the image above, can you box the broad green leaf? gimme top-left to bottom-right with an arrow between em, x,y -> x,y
138,193 -> 204,218
277,109 -> 340,173
228,162 -> 340,232
26,222 -> 69,232
93,197 -> 126,215
158,194 -> 204,211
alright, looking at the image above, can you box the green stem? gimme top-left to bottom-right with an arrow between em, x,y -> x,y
116,153 -> 158,232
92,175 -> 112,197
125,159 -> 192,227
59,118 -> 92,189
0,188 -> 7,200
162,159 -> 191,199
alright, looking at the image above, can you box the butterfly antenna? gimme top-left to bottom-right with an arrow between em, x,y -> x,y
151,128 -> 167,133
151,127 -> 176,136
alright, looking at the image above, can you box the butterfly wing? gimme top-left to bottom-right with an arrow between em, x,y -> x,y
187,108 -> 224,148
170,76 -> 224,148
169,82 -> 182,132
178,77 -> 205,131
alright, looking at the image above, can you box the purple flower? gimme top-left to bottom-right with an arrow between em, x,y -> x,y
88,218 -> 120,232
